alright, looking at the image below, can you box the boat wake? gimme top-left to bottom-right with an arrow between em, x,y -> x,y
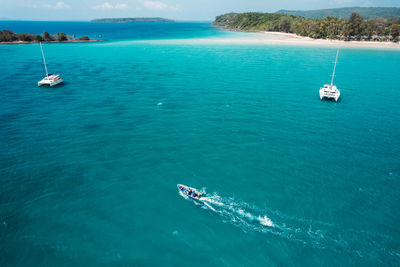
179,188 -> 400,261
201,192 -> 275,228
179,189 -> 274,228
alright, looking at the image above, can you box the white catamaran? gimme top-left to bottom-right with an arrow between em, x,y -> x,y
38,42 -> 63,87
319,49 -> 340,102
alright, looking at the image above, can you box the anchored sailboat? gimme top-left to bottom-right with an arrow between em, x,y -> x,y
319,49 -> 340,102
38,42 -> 63,87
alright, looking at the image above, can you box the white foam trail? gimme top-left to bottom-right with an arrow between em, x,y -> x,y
200,196 -> 224,206
195,190 -> 274,229
258,215 -> 274,227
179,190 -> 189,200
203,201 -> 216,212
178,187 -> 400,261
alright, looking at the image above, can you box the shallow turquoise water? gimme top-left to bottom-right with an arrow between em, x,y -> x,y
1,22 -> 400,265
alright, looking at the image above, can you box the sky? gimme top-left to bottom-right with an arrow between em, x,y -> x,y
0,0 -> 399,21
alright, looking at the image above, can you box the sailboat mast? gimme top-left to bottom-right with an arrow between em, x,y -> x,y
330,49 -> 339,86
40,42 -> 48,77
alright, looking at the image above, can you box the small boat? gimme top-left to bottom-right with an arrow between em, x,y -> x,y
177,184 -> 202,200
38,42 -> 63,87
319,49 -> 340,102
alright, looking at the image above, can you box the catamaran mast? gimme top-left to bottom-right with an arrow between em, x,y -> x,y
39,42 -> 48,77
331,49 -> 339,86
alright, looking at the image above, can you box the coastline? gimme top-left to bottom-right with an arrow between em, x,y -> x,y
124,28 -> 400,49
218,28 -> 400,49
0,39 -> 102,45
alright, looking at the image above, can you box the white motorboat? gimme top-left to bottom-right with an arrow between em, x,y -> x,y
320,49 -> 340,102
38,42 -> 63,87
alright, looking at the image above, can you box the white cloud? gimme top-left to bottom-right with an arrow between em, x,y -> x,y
332,0 -> 355,4
94,2 -> 112,9
142,0 -> 167,9
28,1 -> 70,9
362,1 -> 374,6
141,0 -> 179,11
115,3 -> 128,9
53,1 -> 70,8
93,2 -> 128,9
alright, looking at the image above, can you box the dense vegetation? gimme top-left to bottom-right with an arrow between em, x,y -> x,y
91,17 -> 174,23
214,12 -> 400,41
276,7 -> 400,19
0,30 -> 91,43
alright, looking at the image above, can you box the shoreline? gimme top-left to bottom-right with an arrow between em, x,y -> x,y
0,39 -> 102,45
132,35 -> 400,50
219,28 -> 400,49
121,28 -> 400,50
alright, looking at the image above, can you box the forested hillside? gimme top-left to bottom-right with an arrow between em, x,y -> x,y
276,7 -> 400,19
214,12 -> 400,41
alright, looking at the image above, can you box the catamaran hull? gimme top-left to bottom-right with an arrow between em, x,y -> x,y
320,96 -> 339,102
319,87 -> 340,102
38,78 -> 63,87
319,91 -> 340,102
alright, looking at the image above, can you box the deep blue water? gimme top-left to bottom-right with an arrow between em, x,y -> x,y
0,21 -> 230,40
1,21 -> 400,266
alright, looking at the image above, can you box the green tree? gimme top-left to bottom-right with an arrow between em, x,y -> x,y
361,19 -> 377,38
78,36 -> 90,40
17,33 -> 34,41
391,24 -> 400,40
35,35 -> 43,42
279,17 -> 291,33
57,32 -> 68,41
0,30 -> 17,42
344,12 -> 364,39
43,32 -> 54,41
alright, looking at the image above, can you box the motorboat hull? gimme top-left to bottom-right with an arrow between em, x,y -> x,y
177,184 -> 202,200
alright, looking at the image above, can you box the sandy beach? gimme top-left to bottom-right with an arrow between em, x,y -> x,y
258,31 -> 400,49
135,31 -> 400,49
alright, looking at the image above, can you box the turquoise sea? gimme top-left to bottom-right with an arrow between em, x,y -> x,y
1,21 -> 400,266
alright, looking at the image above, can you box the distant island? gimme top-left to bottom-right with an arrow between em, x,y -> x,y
90,17 -> 174,23
0,30 -> 101,44
214,9 -> 400,42
276,7 -> 400,19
